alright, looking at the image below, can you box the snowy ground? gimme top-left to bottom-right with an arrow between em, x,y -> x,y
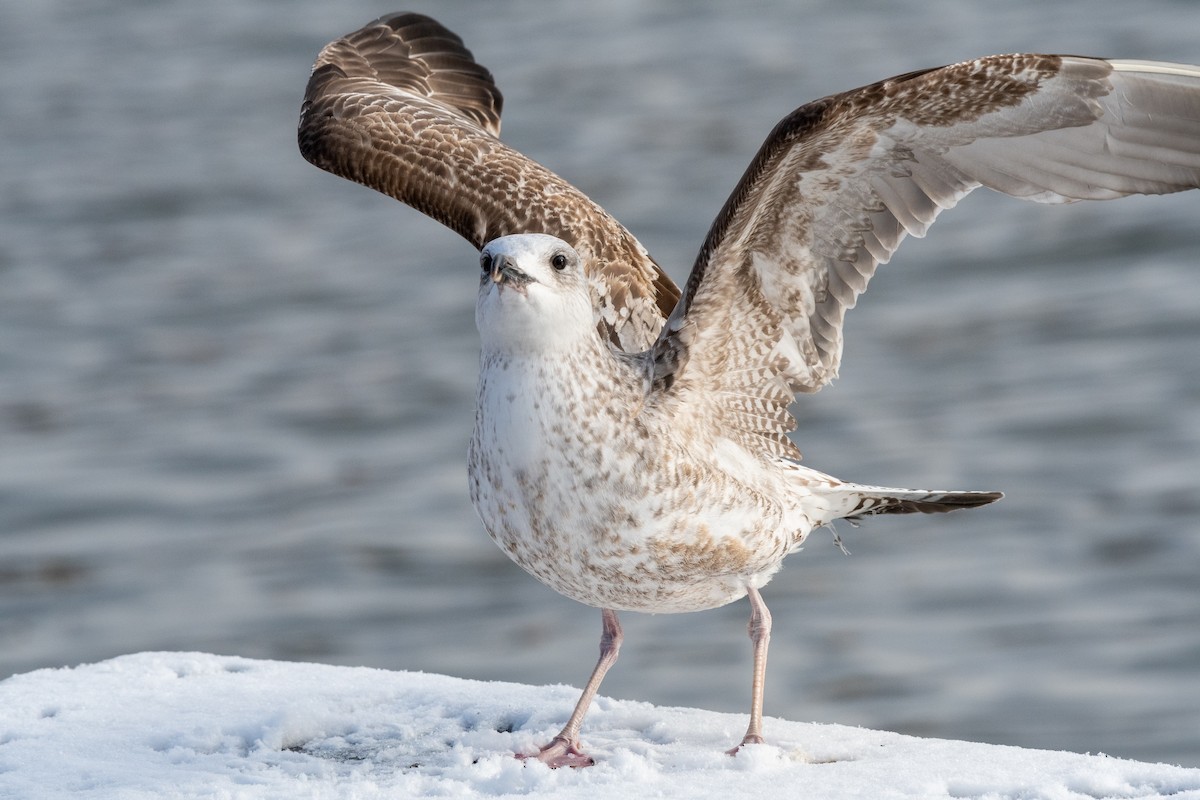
1,653 -> 1197,799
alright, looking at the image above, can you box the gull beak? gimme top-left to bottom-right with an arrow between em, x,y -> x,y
489,255 -> 532,287
489,256 -> 506,284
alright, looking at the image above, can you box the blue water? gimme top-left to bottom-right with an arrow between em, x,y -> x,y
2,0 -> 1198,767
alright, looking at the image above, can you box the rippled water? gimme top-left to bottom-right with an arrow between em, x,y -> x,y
2,0 -> 1198,767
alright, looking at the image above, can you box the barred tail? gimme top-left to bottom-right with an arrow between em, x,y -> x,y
824,484 -> 1003,523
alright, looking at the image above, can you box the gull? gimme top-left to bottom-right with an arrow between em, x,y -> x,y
299,12 -> 1200,767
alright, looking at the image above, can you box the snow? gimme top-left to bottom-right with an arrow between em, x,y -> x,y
0,653 -> 1197,800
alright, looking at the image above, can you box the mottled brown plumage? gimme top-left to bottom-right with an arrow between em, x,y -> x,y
299,12 -> 676,351
651,57 -> 1200,461
299,14 -> 1200,768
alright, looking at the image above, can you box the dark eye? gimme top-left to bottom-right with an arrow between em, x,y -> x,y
479,253 -> 490,271
550,253 -> 569,271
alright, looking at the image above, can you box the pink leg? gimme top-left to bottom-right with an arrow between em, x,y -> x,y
727,586 -> 772,755
518,608 -> 622,768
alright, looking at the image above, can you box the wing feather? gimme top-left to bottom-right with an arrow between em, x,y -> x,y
298,13 -> 679,351
649,55 -> 1200,459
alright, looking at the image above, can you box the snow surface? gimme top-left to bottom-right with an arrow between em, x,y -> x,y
0,653 -> 1197,800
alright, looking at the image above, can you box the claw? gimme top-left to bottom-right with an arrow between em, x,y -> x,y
512,609 -> 620,768
726,733 -> 764,756
517,735 -> 595,768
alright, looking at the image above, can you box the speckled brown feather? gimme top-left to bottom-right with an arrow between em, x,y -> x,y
298,13 -> 678,352
299,18 -> 1200,471
650,55 -> 1200,461
296,20 -> 1200,760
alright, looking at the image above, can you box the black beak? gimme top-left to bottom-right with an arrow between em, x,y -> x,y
488,254 -> 533,287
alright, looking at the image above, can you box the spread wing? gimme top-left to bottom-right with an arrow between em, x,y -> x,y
647,56 -> 1200,460
298,12 -> 679,351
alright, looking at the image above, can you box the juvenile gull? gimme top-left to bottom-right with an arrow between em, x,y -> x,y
300,13 -> 1200,767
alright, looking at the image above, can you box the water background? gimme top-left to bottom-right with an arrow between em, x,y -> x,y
2,0 -> 1199,767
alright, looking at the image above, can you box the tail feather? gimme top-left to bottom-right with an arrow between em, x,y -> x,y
828,485 -> 1003,522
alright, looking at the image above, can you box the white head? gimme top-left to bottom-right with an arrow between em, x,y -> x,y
475,234 -> 595,353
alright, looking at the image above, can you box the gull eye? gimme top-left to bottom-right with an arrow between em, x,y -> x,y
479,252 -> 490,271
550,253 -> 569,271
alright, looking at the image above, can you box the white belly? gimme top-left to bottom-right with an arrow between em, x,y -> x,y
467,353 -> 801,613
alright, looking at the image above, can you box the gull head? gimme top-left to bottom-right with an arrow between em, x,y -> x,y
476,234 -> 595,352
